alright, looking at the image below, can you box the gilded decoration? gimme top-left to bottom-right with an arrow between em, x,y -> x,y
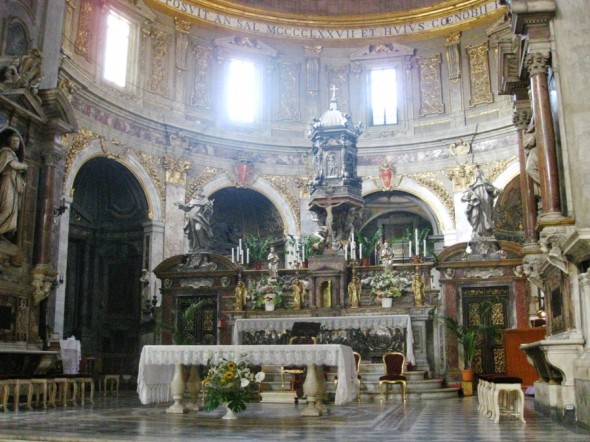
483,157 -> 517,183
164,156 -> 191,185
174,17 -> 191,33
263,175 -> 302,232
191,45 -> 212,108
63,129 -> 96,190
75,0 -> 92,60
143,0 -> 505,42
186,167 -> 220,201
149,30 -> 169,96
137,151 -> 166,219
417,54 -> 444,116
278,63 -> 301,122
466,42 -> 494,107
407,171 -> 454,223
445,163 -> 476,192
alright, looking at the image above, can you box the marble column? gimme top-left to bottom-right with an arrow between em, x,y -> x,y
513,104 -> 540,253
33,152 -> 59,267
525,52 -> 564,222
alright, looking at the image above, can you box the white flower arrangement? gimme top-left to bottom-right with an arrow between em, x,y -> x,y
370,270 -> 404,298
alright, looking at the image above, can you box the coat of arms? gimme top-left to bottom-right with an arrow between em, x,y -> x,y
233,156 -> 254,187
379,160 -> 395,191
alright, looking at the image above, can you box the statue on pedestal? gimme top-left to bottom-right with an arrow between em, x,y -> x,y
176,188 -> 214,252
379,241 -> 394,271
461,166 -> 500,238
234,280 -> 247,311
348,275 -> 361,308
291,277 -> 305,310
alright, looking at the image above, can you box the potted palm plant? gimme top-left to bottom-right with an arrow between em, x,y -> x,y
243,235 -> 271,270
440,301 -> 501,382
356,226 -> 382,266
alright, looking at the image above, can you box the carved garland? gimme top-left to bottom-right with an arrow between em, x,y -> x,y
406,171 -> 455,223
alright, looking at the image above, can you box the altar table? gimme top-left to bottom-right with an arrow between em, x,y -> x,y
232,314 -> 415,365
137,344 -> 357,411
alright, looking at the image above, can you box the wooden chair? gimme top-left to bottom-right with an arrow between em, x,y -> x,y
378,352 -> 407,402
280,336 -> 316,393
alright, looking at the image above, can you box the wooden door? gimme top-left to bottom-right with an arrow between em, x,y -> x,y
461,286 -> 509,374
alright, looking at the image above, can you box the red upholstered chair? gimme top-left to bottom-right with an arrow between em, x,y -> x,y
378,352 -> 407,402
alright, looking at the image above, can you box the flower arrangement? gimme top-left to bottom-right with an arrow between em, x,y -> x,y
370,270 -> 405,298
250,276 -> 284,308
203,356 -> 265,413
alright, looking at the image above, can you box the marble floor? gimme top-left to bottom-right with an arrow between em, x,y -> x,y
1,391 -> 589,442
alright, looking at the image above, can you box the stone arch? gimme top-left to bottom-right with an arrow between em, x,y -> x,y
362,176 -> 455,243
202,173 -> 299,235
63,140 -> 163,222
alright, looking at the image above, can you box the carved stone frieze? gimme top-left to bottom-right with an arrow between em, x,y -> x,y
466,42 -> 494,107
445,163 -> 476,192
449,139 -> 471,156
191,45 -> 212,108
407,172 -> 455,223
149,30 -> 169,96
417,54 -> 444,116
463,267 -> 505,279
164,156 -> 191,185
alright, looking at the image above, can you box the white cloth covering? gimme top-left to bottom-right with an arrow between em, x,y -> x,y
232,314 -> 415,365
59,337 -> 81,374
137,344 -> 357,406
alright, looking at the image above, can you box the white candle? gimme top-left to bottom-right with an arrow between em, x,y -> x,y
246,248 -> 250,264
409,241 -> 412,256
231,248 -> 235,263
345,246 -> 348,262
423,239 -> 427,256
239,238 -> 242,250
359,244 -> 363,260
302,244 -> 305,262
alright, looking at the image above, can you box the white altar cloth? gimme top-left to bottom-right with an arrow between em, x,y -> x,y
232,314 -> 415,365
59,337 -> 81,375
137,344 -> 357,406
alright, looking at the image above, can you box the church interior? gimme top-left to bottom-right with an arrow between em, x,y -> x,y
1,0 -> 590,440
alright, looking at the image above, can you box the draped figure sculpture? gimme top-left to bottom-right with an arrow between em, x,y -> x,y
175,188 -> 214,252
461,167 -> 500,238
0,132 -> 28,242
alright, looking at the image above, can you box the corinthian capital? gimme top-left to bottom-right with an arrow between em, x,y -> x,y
524,52 -> 550,77
513,108 -> 532,130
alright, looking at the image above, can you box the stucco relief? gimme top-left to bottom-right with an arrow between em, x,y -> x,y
466,42 -> 494,107
191,45 -> 212,108
417,54 -> 444,116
